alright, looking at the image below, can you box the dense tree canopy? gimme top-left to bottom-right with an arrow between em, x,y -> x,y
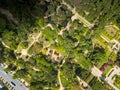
0,0 -> 120,90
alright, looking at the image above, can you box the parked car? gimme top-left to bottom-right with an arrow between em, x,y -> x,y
11,81 -> 16,87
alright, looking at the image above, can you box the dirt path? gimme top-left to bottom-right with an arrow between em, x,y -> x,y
1,41 -> 10,49
16,23 -> 55,60
20,32 -> 42,58
0,7 -> 18,25
62,0 -> 94,28
58,69 -> 64,90
58,21 -> 71,36
100,35 -> 110,43
58,59 -> 66,90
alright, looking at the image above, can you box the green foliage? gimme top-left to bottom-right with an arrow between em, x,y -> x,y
116,52 -> 120,67
42,27 -> 58,42
0,42 -> 5,63
75,53 -> 93,70
0,0 -> 120,90
28,42 -> 42,55
2,30 -> 18,50
1,86 -> 8,90
0,17 -> 6,34
89,46 -> 106,62
91,81 -> 103,90
114,75 -> 120,89
21,54 -> 58,89
2,48 -> 16,67
61,62 -> 75,87
36,18 -> 44,27
53,45 -> 68,56
13,68 -> 28,79
75,64 -> 89,80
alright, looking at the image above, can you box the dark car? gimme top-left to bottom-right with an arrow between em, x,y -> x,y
11,82 -> 16,86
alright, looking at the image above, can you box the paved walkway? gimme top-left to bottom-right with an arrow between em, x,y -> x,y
91,66 -> 102,77
76,76 -> 92,90
100,35 -> 110,43
62,0 -> 94,29
91,66 -> 120,90
105,66 -> 120,90
58,69 -> 64,90
106,66 -> 120,82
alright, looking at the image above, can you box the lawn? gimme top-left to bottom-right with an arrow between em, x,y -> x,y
96,53 -> 108,69
85,73 -> 94,84
103,65 -> 113,75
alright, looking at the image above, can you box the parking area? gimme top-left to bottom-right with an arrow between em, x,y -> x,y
0,64 -> 29,90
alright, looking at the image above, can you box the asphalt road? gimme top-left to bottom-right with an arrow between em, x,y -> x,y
91,66 -> 119,90
108,66 -> 120,80
0,64 -> 29,90
91,66 -> 102,77
105,66 -> 120,90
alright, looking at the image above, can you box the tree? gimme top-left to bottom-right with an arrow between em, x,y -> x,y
89,46 -> 106,63
60,61 -> 76,87
75,64 -> 89,80
91,81 -> 103,90
116,51 -> 120,67
75,53 -> 93,70
42,27 -> 58,42
28,42 -> 43,55
13,68 -> 28,79
2,30 -> 18,50
0,42 -> 5,63
114,75 -> 120,89
0,18 -> 6,36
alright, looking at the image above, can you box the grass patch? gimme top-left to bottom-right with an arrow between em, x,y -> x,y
103,65 -> 113,75
97,59 -> 107,69
85,73 -> 94,84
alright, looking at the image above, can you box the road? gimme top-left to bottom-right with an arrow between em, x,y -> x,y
91,66 -> 119,90
105,66 -> 120,90
0,64 -> 29,90
91,66 -> 102,77
106,66 -> 120,82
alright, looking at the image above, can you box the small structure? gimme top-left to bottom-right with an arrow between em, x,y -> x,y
101,35 -> 120,54
108,39 -> 120,54
45,48 -> 62,62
